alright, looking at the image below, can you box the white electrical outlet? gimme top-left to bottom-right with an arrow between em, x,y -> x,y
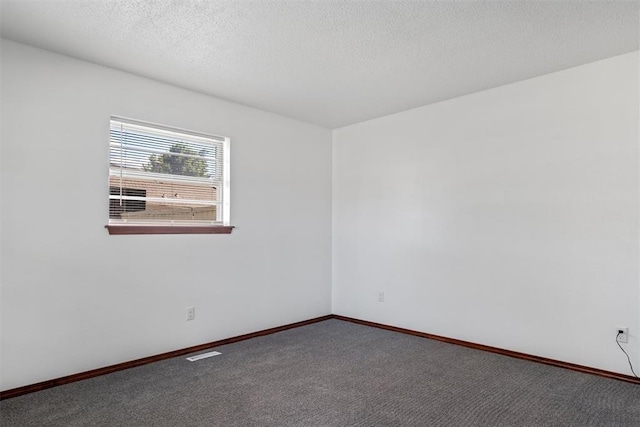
616,327 -> 628,343
378,291 -> 385,303
186,306 -> 195,321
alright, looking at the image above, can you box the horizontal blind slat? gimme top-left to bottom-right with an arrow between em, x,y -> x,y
111,117 -> 228,143
109,195 -> 220,206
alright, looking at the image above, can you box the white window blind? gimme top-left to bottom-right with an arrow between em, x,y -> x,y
108,117 -> 230,226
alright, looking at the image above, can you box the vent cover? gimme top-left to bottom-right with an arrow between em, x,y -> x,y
186,351 -> 221,362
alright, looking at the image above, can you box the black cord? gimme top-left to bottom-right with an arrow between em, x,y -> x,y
616,332 -> 639,379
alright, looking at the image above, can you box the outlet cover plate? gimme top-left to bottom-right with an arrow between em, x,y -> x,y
187,306 -> 195,321
617,327 -> 628,343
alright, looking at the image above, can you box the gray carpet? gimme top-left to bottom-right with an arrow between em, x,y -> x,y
1,319 -> 639,426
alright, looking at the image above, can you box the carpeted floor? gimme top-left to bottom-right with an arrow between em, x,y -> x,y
1,319 -> 639,426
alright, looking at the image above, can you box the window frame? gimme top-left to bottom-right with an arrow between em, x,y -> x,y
106,116 -> 233,235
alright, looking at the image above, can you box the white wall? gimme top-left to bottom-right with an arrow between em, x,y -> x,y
2,40 -> 638,392
0,40 -> 332,391
333,52 -> 640,374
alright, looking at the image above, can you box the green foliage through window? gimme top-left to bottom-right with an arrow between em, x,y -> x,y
143,143 -> 210,177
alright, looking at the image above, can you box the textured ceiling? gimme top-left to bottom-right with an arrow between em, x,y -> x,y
1,0 -> 638,128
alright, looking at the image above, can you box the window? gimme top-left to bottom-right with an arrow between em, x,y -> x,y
106,117 -> 232,235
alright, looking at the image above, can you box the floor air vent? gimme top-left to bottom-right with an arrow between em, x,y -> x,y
186,351 -> 221,362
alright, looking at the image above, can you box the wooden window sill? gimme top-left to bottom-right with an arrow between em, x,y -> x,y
105,225 -> 235,235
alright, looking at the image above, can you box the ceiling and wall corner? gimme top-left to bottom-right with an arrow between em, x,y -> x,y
0,0 -> 638,129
